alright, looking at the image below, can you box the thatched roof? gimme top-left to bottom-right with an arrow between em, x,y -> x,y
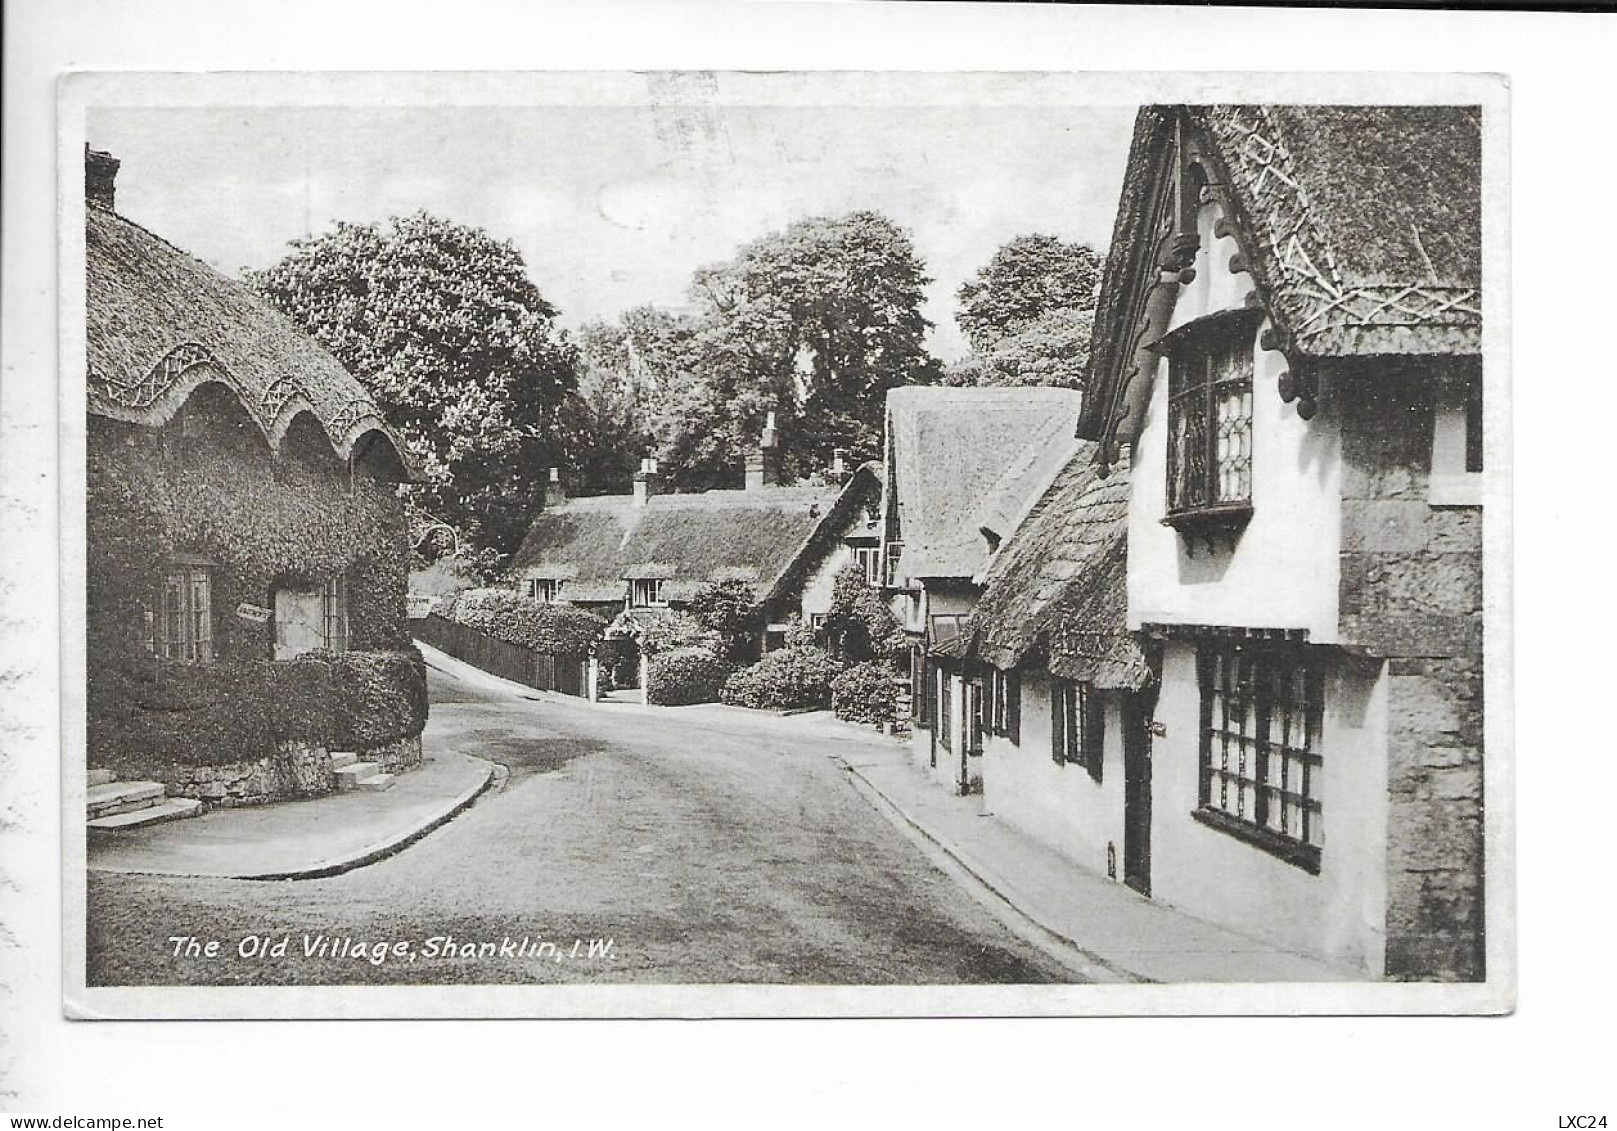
85,201 -> 414,476
885,387 -> 1085,582
963,446 -> 1150,691
1080,104 -> 1481,452
511,464 -> 881,607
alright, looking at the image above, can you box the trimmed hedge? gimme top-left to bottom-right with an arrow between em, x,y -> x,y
720,646 -> 842,711
646,646 -> 734,706
830,660 -> 897,725
86,648 -> 428,771
453,588 -> 606,654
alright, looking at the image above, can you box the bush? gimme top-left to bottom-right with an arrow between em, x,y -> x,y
720,646 -> 842,711
331,648 -> 429,747
830,660 -> 897,724
825,563 -> 905,661
453,587 -> 606,654
628,610 -> 722,657
646,646 -> 734,706
688,579 -> 760,662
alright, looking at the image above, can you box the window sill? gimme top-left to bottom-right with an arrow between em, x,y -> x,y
1191,807 -> 1321,874
1162,502 -> 1254,537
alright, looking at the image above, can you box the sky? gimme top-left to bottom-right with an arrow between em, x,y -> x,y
89,92 -> 1135,361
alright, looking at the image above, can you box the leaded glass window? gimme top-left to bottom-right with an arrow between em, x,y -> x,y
1167,320 -> 1254,515
1197,642 -> 1324,868
322,575 -> 349,653
150,565 -> 213,663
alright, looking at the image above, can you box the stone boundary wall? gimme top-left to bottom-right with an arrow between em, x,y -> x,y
1337,368 -> 1484,981
157,733 -> 423,808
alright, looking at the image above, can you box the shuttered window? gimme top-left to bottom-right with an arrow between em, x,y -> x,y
1052,679 -> 1103,781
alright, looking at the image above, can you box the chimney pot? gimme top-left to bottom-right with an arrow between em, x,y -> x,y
85,146 -> 120,211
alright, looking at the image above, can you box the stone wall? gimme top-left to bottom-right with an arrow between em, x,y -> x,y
361,733 -> 423,775
163,739 -> 334,808
1336,364 -> 1484,981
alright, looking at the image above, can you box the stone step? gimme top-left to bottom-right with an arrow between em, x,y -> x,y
87,780 -> 165,819
329,751 -> 359,769
334,761 -> 380,790
354,771 -> 395,792
88,768 -> 117,788
88,796 -> 203,831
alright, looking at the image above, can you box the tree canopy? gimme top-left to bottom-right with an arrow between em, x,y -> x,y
251,211 -> 578,560
946,233 -> 1103,393
665,210 -> 942,490
954,233 -> 1103,353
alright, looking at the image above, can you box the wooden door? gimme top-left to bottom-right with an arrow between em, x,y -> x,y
1123,695 -> 1153,896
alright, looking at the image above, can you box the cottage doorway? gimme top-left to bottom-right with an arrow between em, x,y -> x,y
273,587 -> 325,659
1122,697 -> 1154,897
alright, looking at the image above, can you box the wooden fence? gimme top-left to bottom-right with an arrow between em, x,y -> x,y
414,613 -> 588,697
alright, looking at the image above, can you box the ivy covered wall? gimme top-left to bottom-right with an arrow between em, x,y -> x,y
86,386 -> 426,781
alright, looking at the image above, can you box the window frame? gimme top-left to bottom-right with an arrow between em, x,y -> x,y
937,669 -> 953,752
852,544 -> 881,586
630,577 -> 668,608
1162,312 -> 1259,533
1051,678 -> 1103,781
527,577 -> 565,604
1193,641 -> 1325,873
147,562 -> 214,664
321,575 -> 349,653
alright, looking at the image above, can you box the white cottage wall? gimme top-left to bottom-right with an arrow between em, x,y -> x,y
1147,641 -> 1390,974
1128,200 -> 1344,641
980,674 -> 1128,882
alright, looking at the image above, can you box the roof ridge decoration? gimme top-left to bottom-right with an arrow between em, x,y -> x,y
1196,105 -> 1481,351
88,337 -> 388,462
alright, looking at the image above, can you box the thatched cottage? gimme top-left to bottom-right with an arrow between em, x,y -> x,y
84,147 -> 428,822
876,386 -> 1085,791
956,448 -> 1157,894
1078,105 -> 1485,979
509,421 -> 884,679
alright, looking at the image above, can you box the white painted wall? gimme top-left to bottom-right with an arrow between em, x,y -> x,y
981,674 -> 1128,882
797,540 -> 856,621
1147,641 -> 1389,974
1128,198 -> 1344,641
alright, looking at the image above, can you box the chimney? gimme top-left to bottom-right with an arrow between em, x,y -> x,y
831,448 -> 850,484
86,146 -> 120,211
545,466 -> 567,508
632,455 -> 660,506
744,411 -> 781,491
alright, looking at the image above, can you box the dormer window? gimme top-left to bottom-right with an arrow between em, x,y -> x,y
631,578 -> 667,608
527,578 -> 564,603
1164,313 -> 1257,533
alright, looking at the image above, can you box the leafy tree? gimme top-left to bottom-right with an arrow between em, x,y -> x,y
554,309 -> 696,497
942,307 -> 1094,390
251,211 -> 579,560
659,210 -> 942,491
954,233 -> 1103,353
688,579 -> 761,663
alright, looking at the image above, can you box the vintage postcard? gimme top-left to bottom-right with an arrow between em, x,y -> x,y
59,69 -> 1512,1018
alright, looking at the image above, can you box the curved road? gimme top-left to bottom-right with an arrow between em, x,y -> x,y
87,653 -> 1073,986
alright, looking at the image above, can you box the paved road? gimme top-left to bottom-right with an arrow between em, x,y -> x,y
86,654 -> 1074,986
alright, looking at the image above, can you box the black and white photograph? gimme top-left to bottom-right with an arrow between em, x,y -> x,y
55,70 -> 1507,1017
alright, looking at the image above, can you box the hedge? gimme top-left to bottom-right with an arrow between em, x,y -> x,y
646,647 -> 734,706
86,648 -> 428,771
453,588 -> 606,654
720,646 -> 842,711
830,660 -> 897,724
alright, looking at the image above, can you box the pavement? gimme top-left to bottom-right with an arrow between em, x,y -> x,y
832,742 -> 1369,984
87,739 -> 498,881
